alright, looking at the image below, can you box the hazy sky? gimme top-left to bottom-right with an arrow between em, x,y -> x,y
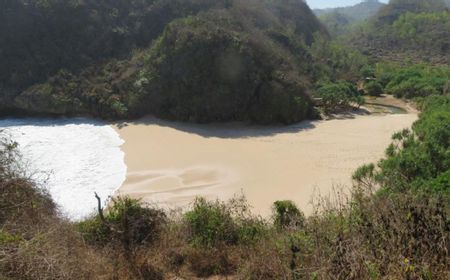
307,0 -> 389,9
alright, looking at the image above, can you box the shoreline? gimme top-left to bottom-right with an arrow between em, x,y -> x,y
113,106 -> 418,216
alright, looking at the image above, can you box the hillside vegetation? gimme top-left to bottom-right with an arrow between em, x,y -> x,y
345,0 -> 450,64
315,0 -> 385,35
0,0 -> 329,124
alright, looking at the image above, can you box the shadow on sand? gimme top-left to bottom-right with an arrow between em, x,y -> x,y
325,107 -> 372,120
114,116 -> 318,139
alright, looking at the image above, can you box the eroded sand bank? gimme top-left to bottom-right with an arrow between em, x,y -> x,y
114,112 -> 417,216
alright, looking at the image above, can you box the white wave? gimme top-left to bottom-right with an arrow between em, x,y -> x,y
0,118 -> 127,220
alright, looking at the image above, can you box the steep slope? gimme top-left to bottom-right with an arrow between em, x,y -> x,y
374,0 -> 448,24
0,0 -> 230,93
2,0 -> 327,124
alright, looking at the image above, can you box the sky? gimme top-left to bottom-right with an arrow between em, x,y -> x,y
307,0 -> 389,9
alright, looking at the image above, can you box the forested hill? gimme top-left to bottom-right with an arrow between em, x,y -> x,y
0,0 -> 327,124
314,0 -> 385,22
346,0 -> 450,64
314,0 -> 386,36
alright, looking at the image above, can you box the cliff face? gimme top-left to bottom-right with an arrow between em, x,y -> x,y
1,0 -> 327,124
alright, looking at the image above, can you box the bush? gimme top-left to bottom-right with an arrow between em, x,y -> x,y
0,136 -> 56,227
78,197 -> 166,248
352,95 -> 450,198
273,200 -> 305,230
314,81 -> 364,114
184,197 -> 265,248
184,198 -> 238,247
375,63 -> 450,98
364,80 -> 384,96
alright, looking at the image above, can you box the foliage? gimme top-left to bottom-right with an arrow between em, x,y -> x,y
309,33 -> 369,82
1,0 -> 329,124
375,0 -> 449,25
313,81 -> 365,114
316,0 -> 385,36
364,80 -> 383,96
0,0 -> 231,92
315,0 -> 385,22
344,0 -> 450,64
78,196 -> 166,247
353,95 -> 450,198
272,200 -> 305,230
130,0 -> 327,124
375,63 -> 450,98
184,196 -> 265,248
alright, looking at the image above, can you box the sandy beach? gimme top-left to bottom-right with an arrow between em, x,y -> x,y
114,108 -> 417,216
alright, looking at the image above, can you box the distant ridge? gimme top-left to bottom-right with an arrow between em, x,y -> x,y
314,0 -> 385,22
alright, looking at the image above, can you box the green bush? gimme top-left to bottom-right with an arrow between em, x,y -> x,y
184,197 -> 265,248
272,200 -> 305,230
184,198 -> 238,248
314,81 -> 364,114
375,63 -> 450,98
78,197 -> 166,247
353,95 -> 450,198
364,80 -> 384,96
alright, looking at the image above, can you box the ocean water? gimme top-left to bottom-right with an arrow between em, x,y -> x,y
0,118 -> 127,220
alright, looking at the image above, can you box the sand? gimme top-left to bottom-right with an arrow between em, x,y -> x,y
114,111 -> 417,216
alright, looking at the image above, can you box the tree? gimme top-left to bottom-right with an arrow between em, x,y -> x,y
364,81 -> 383,96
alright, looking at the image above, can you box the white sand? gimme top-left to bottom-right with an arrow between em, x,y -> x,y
115,112 -> 417,216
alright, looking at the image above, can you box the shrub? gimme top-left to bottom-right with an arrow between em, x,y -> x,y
376,63 -> 450,98
364,80 -> 384,96
272,200 -> 305,230
360,65 -> 375,78
184,198 -> 238,247
78,197 -> 166,248
184,197 -> 265,248
0,136 -> 56,227
314,81 -> 364,114
351,95 -> 450,198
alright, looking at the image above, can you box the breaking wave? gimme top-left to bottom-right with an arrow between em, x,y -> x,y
0,118 -> 127,220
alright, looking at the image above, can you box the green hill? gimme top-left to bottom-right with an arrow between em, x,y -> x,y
314,0 -> 385,35
315,0 -> 385,22
0,0 -> 327,124
347,0 -> 450,64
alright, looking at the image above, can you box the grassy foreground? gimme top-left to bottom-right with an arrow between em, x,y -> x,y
0,95 -> 449,280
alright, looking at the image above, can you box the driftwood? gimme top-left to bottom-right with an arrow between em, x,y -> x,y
94,193 -> 124,235
94,192 -> 105,222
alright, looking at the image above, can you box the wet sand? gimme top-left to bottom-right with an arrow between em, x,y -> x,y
114,111 -> 417,216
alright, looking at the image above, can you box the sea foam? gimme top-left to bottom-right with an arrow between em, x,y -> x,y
0,118 -> 127,220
